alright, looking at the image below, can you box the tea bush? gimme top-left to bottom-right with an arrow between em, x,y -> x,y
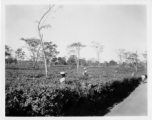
6,77 -> 142,116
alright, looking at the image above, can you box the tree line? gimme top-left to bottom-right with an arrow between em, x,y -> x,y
5,44 -> 113,67
5,44 -> 147,68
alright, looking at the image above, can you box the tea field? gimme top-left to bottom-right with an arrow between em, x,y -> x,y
5,64 -> 147,116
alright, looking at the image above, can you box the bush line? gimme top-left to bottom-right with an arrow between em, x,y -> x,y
6,77 -> 142,116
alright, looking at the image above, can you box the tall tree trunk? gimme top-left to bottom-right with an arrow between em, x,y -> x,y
97,50 -> 100,67
77,48 -> 80,73
132,62 -> 138,74
33,45 -> 41,69
38,29 -> 48,77
135,66 -> 138,73
133,63 -> 138,73
41,37 -> 48,78
43,52 -> 48,78
136,63 -> 138,73
77,59 -> 79,73
37,5 -> 54,78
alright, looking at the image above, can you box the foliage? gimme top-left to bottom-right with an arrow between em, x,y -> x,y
115,49 -> 139,72
79,58 -> 87,66
5,45 -> 18,64
5,58 -> 17,64
15,48 -> 26,62
125,51 -> 139,72
57,57 -> 67,65
6,75 -> 142,116
109,60 -> 117,66
21,38 -> 41,64
50,57 -> 67,66
115,49 -> 126,64
91,41 -> 103,67
67,42 -> 86,72
37,5 -> 55,78
86,59 -> 101,67
67,55 -> 77,66
5,45 -> 12,57
43,42 -> 59,59
5,64 -> 145,116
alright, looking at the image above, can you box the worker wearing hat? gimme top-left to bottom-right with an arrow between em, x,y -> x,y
60,71 -> 66,83
83,67 -> 88,76
141,74 -> 147,83
83,67 -> 89,86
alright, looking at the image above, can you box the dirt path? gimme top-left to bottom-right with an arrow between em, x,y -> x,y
106,82 -> 147,116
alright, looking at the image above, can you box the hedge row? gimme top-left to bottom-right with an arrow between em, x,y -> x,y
6,77 -> 142,116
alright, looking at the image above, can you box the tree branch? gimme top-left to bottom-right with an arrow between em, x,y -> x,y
38,4 -> 55,31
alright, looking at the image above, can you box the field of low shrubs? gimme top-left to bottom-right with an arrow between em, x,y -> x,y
5,64 -> 145,116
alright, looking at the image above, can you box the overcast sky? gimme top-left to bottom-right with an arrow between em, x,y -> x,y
5,5 -> 147,62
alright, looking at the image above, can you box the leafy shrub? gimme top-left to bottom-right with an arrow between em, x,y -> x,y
6,77 -> 142,116
5,58 -> 17,64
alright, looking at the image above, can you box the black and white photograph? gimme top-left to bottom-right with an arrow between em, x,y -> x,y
1,0 -> 152,118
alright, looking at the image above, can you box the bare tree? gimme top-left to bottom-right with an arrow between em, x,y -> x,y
5,45 -> 17,64
5,45 -> 13,58
115,49 -> 126,65
67,42 -> 86,73
41,41 -> 59,67
15,48 -> 26,65
127,51 -> 139,73
36,5 -> 55,78
21,38 -> 41,68
91,41 -> 103,67
21,5 -> 63,77
115,49 -> 139,72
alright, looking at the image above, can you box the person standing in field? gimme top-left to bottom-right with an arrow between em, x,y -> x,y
83,67 -> 88,77
60,71 -> 66,84
141,74 -> 147,83
83,67 -> 89,85
83,67 -> 87,75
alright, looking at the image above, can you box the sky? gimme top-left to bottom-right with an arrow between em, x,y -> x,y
5,5 -> 147,62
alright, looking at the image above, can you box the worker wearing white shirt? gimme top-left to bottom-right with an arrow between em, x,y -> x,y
83,67 -> 88,76
141,74 -> 147,83
60,71 -> 66,84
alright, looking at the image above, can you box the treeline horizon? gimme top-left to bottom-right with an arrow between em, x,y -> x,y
5,44 -> 147,68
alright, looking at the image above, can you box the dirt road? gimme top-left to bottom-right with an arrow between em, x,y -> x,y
106,82 -> 147,116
